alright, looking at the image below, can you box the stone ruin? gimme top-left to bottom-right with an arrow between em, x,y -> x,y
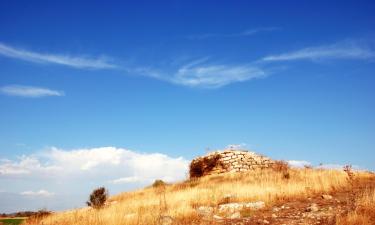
189,149 -> 274,177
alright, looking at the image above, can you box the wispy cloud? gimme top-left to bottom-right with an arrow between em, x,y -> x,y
0,43 -> 117,69
172,62 -> 266,88
263,40 -> 375,62
0,85 -> 64,98
20,190 -> 54,198
136,58 -> 268,88
2,39 -> 373,90
187,27 -> 280,40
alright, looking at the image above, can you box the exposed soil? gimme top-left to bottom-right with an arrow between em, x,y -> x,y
215,176 -> 375,225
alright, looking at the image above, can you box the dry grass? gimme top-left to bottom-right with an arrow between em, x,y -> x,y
24,168 -> 371,225
336,187 -> 375,225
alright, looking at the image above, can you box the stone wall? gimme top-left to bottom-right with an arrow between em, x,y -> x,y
190,149 -> 274,177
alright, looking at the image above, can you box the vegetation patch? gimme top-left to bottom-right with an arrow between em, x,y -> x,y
152,179 -> 167,188
189,153 -> 223,178
20,161 -> 375,225
0,218 -> 25,225
86,187 -> 108,209
273,160 -> 290,179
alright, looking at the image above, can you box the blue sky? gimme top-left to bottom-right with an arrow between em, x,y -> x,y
0,0 -> 375,212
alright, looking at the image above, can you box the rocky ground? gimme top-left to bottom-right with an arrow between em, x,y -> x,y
196,176 -> 375,225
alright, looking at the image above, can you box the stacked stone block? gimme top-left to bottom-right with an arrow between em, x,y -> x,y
191,149 -> 274,176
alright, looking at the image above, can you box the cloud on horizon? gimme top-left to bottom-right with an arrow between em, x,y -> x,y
287,160 -> 312,168
20,190 -> 55,198
0,85 -> 64,98
0,146 -> 189,212
0,43 -> 117,69
263,40 -> 375,62
0,147 -> 188,181
110,176 -> 146,184
287,160 -> 369,171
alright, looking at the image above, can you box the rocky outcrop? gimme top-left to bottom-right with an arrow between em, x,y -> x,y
190,149 -> 274,177
196,201 -> 266,221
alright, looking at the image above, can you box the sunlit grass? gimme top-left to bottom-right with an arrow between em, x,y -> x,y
24,168 -> 373,225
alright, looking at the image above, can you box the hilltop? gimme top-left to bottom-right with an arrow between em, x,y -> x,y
23,151 -> 375,225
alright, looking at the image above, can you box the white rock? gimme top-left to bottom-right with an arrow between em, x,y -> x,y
196,206 -> 214,217
229,211 -> 241,219
244,201 -> 265,210
322,194 -> 333,200
219,201 -> 265,214
213,215 -> 223,220
219,202 -> 243,213
307,203 -> 319,212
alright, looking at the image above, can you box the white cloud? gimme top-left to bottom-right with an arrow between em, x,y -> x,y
287,160 -> 312,168
111,176 -> 147,184
0,147 -> 189,183
20,190 -> 54,197
0,147 -> 188,211
173,63 -> 266,88
316,164 -> 345,170
137,58 -> 267,89
0,43 -> 116,69
0,85 -> 64,97
187,27 -> 280,39
263,40 -> 375,61
0,42 -> 266,89
0,156 -> 60,177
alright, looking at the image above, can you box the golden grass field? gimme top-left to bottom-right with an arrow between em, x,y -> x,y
336,187 -> 375,225
24,168 -> 375,225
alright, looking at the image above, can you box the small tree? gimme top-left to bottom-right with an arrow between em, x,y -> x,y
152,179 -> 167,188
86,187 -> 108,209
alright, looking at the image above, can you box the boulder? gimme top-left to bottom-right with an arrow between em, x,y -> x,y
321,194 -> 333,200
196,206 -> 214,219
306,203 -> 319,212
229,211 -> 241,219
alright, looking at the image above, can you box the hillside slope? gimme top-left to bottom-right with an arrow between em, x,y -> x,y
25,167 -> 375,225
